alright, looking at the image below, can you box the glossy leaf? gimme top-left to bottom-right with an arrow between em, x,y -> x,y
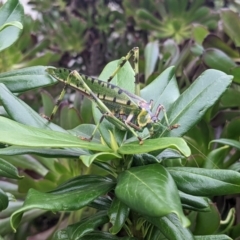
145,213 -> 193,240
53,211 -> 109,239
168,167 -> 240,196
0,157 -> 23,179
108,197 -> 129,234
115,164 -> 190,227
144,41 -> 159,80
0,188 -> 8,211
0,0 -> 24,51
194,235 -> 231,240
0,66 -> 56,93
159,70 -> 232,137
118,137 -> 190,156
0,117 -> 111,152
10,175 -> 115,231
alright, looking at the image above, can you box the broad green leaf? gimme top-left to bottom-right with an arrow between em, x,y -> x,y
202,49 -> 236,73
0,66 -> 56,93
220,88 -> 240,108
168,167 -> 240,196
144,41 -> 159,80
0,0 -> 24,51
88,196 -> 112,210
10,175 -> 115,231
192,24 -> 209,44
210,138 -> 240,151
193,204 -> 220,235
221,9 -> 240,47
0,117 -> 111,152
145,213 -> 194,240
141,66 -> 180,112
222,117 -> 240,140
80,152 -> 121,167
40,90 -> 55,117
0,83 -> 64,132
0,157 -> 23,179
0,188 -> 8,211
108,197 -> 129,234
115,164 -> 190,227
53,211 -> 109,240
159,70 -> 233,137
118,137 -> 190,157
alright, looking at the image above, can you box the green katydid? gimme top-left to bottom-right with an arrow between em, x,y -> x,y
45,47 -> 179,144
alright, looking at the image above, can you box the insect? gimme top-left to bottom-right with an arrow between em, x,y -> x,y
46,47 -> 178,144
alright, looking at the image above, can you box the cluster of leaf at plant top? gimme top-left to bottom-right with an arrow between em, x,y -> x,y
1,0 -> 240,239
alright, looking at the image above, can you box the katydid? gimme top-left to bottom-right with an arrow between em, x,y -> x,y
45,47 -> 178,144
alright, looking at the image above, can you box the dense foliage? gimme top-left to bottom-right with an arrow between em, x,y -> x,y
0,0 -> 240,239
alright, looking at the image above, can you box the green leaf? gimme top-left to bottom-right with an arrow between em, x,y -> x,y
203,146 -> 229,169
221,9 -> 240,47
10,175 -> 115,231
202,49 -> 236,73
159,70 -> 233,137
0,157 -> 23,179
115,164 -> 190,227
210,138 -> 240,150
108,197 -> 129,234
118,137 -> 191,157
80,152 -> 121,167
193,204 -> 220,235
0,0 -> 24,51
0,188 -> 8,211
145,213 -> 194,240
144,41 -> 159,80
179,191 -> 210,212
203,34 -> 238,58
0,117 -> 111,152
141,66 -> 180,112
168,167 -> 240,196
0,20 -> 23,32
0,83 -> 64,132
0,146 -> 89,158
0,66 -> 57,93
53,211 -> 109,240
194,235 -> 232,240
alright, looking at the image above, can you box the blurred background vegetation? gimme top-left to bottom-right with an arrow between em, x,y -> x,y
1,0 -> 240,239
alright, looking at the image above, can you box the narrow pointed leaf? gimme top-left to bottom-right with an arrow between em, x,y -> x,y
0,189 -> 8,211
210,138 -> 240,150
108,197 -> 129,234
0,117 -> 111,152
0,66 -> 56,93
0,158 -> 22,179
